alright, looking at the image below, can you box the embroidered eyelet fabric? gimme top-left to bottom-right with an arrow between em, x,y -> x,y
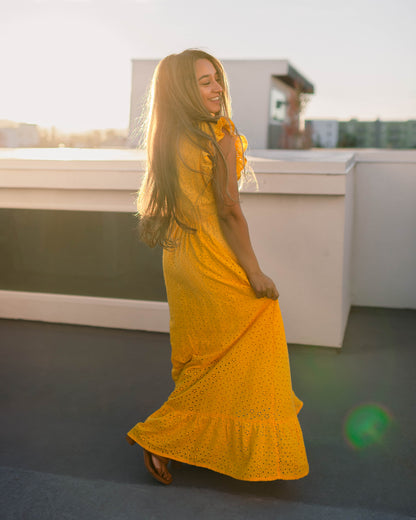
127,117 -> 309,481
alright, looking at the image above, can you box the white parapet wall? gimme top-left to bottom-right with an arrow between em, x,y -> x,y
351,150 -> 416,309
0,147 -> 415,347
241,149 -> 355,348
0,291 -> 170,333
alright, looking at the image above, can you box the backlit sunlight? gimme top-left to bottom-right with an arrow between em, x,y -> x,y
0,11 -> 131,131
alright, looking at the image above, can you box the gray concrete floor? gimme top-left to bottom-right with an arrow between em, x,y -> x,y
0,306 -> 415,519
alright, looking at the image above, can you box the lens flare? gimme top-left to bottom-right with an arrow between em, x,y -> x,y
343,403 -> 392,449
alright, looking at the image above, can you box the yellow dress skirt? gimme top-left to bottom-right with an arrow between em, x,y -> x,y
127,118 -> 309,481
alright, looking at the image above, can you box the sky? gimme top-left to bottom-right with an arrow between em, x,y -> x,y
1,0 -> 415,132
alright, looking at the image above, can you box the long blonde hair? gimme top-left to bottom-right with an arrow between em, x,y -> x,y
136,49 -> 238,249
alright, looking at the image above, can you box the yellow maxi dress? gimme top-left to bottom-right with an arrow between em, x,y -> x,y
127,117 -> 309,481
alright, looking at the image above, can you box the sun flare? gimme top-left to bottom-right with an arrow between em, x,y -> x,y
0,12 -> 132,131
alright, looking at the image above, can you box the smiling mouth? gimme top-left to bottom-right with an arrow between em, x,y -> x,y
209,97 -> 221,102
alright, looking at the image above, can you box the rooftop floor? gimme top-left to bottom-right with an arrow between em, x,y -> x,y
1,306 -> 415,519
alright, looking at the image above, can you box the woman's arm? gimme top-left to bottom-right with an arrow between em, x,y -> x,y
212,132 -> 279,300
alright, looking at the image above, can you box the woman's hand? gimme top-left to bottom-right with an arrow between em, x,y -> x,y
247,271 -> 280,300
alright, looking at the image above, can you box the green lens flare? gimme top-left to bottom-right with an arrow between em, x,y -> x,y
343,403 -> 392,449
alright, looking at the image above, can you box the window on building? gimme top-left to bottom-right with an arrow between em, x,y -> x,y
269,88 -> 287,123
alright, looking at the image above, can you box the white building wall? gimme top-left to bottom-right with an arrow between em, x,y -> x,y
0,123 -> 39,147
341,158 -> 354,336
221,60 -> 291,148
128,59 -> 159,147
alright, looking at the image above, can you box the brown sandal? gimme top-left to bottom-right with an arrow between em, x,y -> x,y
126,435 -> 174,485
143,448 -> 173,485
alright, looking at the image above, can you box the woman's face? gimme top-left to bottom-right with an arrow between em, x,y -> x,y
195,58 -> 223,115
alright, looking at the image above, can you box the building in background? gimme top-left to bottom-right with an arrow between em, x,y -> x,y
304,119 -> 338,148
128,59 -> 314,149
306,118 -> 416,149
0,121 -> 40,147
339,119 -> 416,149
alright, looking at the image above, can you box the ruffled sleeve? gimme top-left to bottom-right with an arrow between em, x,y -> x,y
201,117 -> 248,180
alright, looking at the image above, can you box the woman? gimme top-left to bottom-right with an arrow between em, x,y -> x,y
126,49 -> 309,485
